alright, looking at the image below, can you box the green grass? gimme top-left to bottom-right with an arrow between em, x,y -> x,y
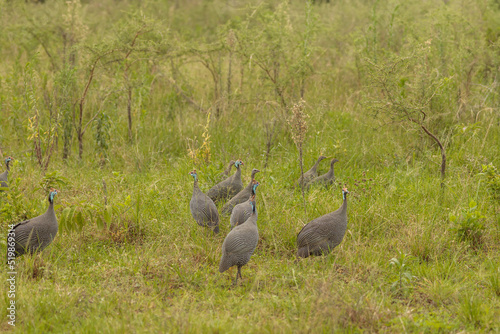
1,0 -> 500,332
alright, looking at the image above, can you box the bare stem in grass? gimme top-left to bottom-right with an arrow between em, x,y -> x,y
289,99 -> 309,215
102,179 -> 108,206
264,118 -> 277,170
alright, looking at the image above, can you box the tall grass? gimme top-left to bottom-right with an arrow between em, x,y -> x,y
0,0 -> 499,332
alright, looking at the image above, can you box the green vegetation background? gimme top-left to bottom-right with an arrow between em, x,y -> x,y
0,0 -> 499,332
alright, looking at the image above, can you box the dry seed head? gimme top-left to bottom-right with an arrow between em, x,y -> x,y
288,99 -> 309,147
227,30 -> 236,50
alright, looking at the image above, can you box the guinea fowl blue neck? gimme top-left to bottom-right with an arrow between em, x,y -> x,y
342,188 -> 349,200
48,189 -> 58,205
5,157 -> 12,171
252,182 -> 259,195
190,171 -> 202,193
340,188 -> 349,213
250,200 -> 256,214
233,161 -> 243,179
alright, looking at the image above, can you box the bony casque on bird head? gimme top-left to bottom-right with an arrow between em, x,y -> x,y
49,188 -> 59,202
342,187 -> 349,199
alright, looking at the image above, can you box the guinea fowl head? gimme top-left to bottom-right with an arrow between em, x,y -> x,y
318,155 -> 327,161
48,188 -> 59,203
251,168 -> 260,177
342,187 -> 349,200
189,170 -> 198,181
252,180 -> 260,194
235,160 -> 243,168
331,158 -> 339,166
5,156 -> 12,165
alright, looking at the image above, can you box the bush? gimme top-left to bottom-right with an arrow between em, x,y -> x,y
450,199 -> 486,248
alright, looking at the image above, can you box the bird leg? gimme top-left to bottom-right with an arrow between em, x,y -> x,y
232,270 -> 239,285
237,266 -> 242,280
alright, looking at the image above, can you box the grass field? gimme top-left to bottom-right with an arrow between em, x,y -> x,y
0,0 -> 499,332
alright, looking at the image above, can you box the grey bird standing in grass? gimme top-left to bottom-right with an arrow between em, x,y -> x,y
189,170 -> 220,234
0,156 -> 13,189
296,155 -> 326,189
305,158 -> 339,189
216,160 -> 236,182
219,198 -> 259,284
230,180 -> 259,230
297,187 -> 349,258
207,160 -> 244,203
7,188 -> 59,258
221,168 -> 260,215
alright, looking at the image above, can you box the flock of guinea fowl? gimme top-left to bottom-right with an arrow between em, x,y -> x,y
2,155 -> 348,284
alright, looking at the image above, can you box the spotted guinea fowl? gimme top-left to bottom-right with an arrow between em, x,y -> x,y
189,170 -> 220,234
207,160 -> 244,203
296,155 -> 326,189
219,199 -> 259,284
305,158 -> 339,189
230,180 -> 259,230
7,188 -> 59,259
221,168 -> 260,216
0,156 -> 13,189
297,187 -> 349,258
216,160 -> 236,182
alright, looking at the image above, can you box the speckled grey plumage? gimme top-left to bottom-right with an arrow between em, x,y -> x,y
305,158 -> 339,189
189,171 -> 220,234
207,160 -> 243,203
0,157 -> 12,189
230,181 -> 259,230
297,188 -> 348,258
221,168 -> 260,216
219,200 -> 259,283
296,155 -> 326,188
8,190 -> 58,258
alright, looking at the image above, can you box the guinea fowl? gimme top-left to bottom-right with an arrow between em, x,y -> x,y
230,180 -> 259,230
216,160 -> 236,182
221,168 -> 260,216
189,170 -> 220,234
7,188 -> 59,259
219,199 -> 259,284
305,158 -> 339,189
297,187 -> 349,258
207,160 -> 244,203
296,155 -> 326,189
0,156 -> 13,189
